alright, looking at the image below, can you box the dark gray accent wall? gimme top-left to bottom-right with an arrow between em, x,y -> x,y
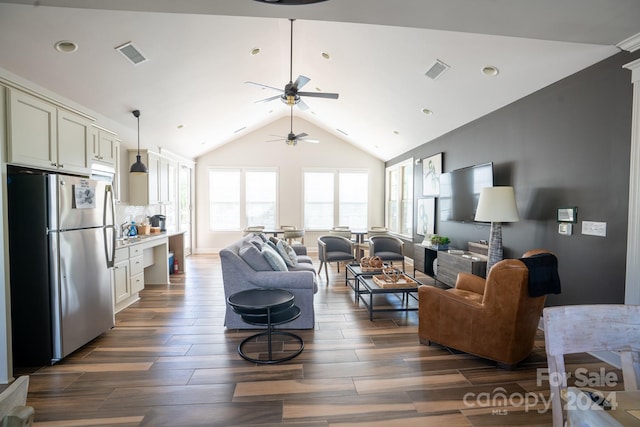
389,50 -> 640,306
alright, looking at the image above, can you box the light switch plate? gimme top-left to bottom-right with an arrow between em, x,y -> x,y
558,223 -> 572,235
582,221 -> 607,237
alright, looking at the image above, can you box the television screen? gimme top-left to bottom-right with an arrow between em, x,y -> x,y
439,162 -> 494,222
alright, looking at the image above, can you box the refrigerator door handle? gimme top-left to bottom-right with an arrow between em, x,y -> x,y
103,184 -> 116,268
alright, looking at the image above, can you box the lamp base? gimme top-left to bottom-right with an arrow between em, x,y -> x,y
487,222 -> 503,271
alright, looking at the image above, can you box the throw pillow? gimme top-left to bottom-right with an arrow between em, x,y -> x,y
275,239 -> 298,267
261,244 -> 288,271
238,243 -> 272,271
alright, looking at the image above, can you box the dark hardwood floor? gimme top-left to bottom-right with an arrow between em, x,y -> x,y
14,254 -> 617,426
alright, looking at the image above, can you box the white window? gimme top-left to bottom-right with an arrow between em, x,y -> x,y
385,160 -> 413,236
209,168 -> 277,231
303,170 -> 369,230
245,170 -> 277,228
339,171 -> 368,229
304,171 -> 334,230
209,169 -> 240,231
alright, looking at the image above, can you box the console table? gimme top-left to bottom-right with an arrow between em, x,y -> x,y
436,250 -> 487,287
413,243 -> 439,277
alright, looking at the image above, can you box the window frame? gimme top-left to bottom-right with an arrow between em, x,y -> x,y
385,159 -> 414,238
302,168 -> 369,231
208,167 -> 279,231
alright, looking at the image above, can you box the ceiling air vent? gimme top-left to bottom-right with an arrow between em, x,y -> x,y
425,59 -> 450,80
115,42 -> 147,65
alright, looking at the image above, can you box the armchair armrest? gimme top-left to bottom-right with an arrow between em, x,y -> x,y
455,272 -> 486,295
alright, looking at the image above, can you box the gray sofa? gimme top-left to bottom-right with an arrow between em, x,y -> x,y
220,233 -> 317,329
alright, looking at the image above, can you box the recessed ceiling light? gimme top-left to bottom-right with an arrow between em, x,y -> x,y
250,47 -> 261,56
321,52 -> 331,60
177,124 -> 184,129
393,130 -> 400,135
315,87 -> 322,91
54,40 -> 78,53
421,108 -> 433,116
482,66 -> 499,76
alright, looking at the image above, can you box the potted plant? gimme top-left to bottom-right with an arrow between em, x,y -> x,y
430,234 -> 450,250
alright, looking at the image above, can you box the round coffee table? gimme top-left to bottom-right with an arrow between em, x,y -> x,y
227,288 -> 304,364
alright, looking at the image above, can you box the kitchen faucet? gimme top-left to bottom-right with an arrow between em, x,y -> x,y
120,221 -> 130,238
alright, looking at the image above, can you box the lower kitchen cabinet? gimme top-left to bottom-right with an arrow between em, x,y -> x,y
113,246 -> 145,313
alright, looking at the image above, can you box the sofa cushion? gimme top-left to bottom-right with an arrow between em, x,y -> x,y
238,242 -> 272,271
275,239 -> 299,267
262,244 -> 288,271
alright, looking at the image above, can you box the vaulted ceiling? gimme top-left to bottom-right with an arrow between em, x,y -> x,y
0,0 -> 638,161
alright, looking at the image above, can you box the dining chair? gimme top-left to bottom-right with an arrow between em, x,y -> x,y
317,235 -> 356,282
543,304 -> 640,427
282,227 -> 305,245
243,225 -> 265,236
328,227 -> 353,239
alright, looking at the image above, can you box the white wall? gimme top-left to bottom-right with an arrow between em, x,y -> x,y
195,116 -> 385,252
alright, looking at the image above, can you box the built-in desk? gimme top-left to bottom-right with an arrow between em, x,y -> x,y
113,234 -> 170,312
168,231 -> 186,274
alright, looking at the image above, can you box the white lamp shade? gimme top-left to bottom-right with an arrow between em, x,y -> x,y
475,186 -> 520,222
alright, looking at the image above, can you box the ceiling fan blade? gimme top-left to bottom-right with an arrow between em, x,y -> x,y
245,81 -> 283,92
293,75 -> 310,90
300,138 -> 320,144
254,94 -> 282,104
296,99 -> 310,111
298,91 -> 339,99
266,138 -> 285,142
295,132 -> 308,139
268,134 -> 286,138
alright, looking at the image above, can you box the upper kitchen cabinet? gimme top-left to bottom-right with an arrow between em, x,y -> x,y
6,87 -> 92,176
129,150 -> 175,206
90,125 -> 119,169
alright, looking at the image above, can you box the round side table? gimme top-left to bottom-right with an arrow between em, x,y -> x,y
227,288 -> 304,364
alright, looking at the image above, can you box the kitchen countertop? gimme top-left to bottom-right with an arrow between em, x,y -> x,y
116,232 -> 179,248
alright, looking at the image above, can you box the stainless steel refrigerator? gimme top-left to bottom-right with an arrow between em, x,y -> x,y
8,166 -> 116,367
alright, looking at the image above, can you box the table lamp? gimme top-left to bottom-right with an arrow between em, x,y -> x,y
474,186 -> 520,271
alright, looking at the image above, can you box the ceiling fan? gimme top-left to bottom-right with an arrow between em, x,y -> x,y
246,18 -> 339,111
267,107 -> 319,146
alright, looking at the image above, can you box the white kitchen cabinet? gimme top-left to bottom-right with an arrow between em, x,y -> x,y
7,87 -> 92,175
91,126 -> 118,168
113,249 -> 131,307
57,108 -> 92,175
129,150 -> 175,205
113,245 -> 146,313
159,157 -> 171,204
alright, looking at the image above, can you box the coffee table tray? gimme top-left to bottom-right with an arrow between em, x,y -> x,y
372,274 -> 418,288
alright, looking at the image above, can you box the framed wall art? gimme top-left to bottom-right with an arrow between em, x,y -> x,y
422,152 -> 442,196
417,197 -> 436,236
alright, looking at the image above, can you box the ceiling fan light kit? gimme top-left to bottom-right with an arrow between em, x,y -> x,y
246,18 -> 339,111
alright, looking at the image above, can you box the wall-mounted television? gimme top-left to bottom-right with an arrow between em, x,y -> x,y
439,162 -> 494,222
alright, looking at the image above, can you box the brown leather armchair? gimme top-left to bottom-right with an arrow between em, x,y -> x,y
418,249 -> 554,368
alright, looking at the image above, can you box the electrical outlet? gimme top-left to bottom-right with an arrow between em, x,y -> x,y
582,221 -> 607,237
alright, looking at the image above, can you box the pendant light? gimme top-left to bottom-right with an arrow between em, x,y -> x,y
129,109 -> 148,173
